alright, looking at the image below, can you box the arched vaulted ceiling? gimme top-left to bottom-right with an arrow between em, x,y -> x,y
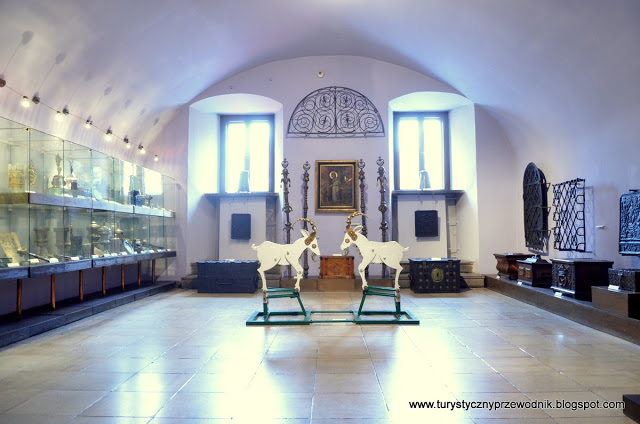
0,0 -> 638,162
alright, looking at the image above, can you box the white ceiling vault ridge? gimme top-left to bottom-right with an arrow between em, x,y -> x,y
0,0 -> 639,168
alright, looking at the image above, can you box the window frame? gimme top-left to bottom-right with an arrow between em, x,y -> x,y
392,111 -> 451,191
219,114 -> 275,193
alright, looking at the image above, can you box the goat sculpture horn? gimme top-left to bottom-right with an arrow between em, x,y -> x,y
346,211 -> 367,227
293,217 -> 317,232
345,212 -> 367,241
293,217 -> 317,245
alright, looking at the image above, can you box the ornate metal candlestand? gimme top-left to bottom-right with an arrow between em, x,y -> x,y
358,159 -> 368,279
281,159 -> 293,278
377,157 -> 389,277
302,161 -> 311,278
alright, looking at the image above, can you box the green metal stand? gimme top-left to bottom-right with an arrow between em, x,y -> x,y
246,285 -> 419,326
353,285 -> 419,324
246,287 -> 312,325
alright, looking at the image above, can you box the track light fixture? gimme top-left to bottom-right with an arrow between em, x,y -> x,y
4,83 -> 158,159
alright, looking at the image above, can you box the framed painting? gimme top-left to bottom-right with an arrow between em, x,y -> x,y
315,160 -> 358,212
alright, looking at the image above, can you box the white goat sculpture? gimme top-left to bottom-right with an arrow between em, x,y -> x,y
252,218 -> 320,292
340,212 -> 408,290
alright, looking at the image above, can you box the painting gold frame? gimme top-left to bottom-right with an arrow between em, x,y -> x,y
315,160 -> 358,212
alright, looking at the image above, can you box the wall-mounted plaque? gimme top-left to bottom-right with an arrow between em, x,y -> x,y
231,214 -> 251,240
415,210 -> 438,237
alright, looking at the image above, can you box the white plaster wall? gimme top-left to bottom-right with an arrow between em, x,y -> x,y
151,55 -> 517,278
475,106 -> 520,273
511,109 -> 640,270
450,104 -> 479,269
218,197 -> 267,260
186,108 -> 219,266
395,195 -> 448,259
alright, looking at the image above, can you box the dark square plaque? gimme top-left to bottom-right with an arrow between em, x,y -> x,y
231,214 -> 251,240
415,210 -> 438,237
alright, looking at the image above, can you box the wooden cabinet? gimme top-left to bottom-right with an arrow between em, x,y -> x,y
550,258 -> 613,300
517,257 -> 552,288
493,253 -> 531,280
319,256 -> 355,279
409,258 -> 460,293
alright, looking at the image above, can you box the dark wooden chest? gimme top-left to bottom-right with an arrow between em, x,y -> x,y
196,260 -> 259,293
550,258 -> 614,300
494,253 -> 531,280
608,268 -> 640,292
517,257 -> 552,287
409,258 -> 460,293
319,256 -> 355,279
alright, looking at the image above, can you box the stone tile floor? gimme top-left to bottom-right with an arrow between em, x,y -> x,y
0,288 -> 639,423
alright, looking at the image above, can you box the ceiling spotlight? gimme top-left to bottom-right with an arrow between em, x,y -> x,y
138,144 -> 146,154
104,129 -> 113,141
154,154 -> 158,162
84,119 -> 92,129
124,137 -> 131,149
55,111 -> 64,122
21,96 -> 30,108
0,78 -> 6,87
32,95 -> 40,105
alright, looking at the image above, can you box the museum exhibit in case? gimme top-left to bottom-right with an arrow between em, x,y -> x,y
0,114 -> 178,315
91,150 -> 114,207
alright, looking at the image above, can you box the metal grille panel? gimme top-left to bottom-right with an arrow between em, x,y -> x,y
552,178 -> 586,251
287,86 -> 384,138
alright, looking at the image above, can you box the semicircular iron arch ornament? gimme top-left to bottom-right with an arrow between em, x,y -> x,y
287,86 -> 385,138
523,162 -> 549,251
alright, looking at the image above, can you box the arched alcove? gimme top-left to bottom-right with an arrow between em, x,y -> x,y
388,91 -> 480,271
187,93 -> 284,266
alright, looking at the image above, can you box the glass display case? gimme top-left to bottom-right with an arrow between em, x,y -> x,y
133,214 -> 151,253
0,114 -> 177,283
29,129 -> 65,197
143,169 -> 164,210
91,210 -> 115,257
91,150 -> 114,205
1,117 -> 30,194
28,203 -> 61,262
117,213 -> 137,254
62,207 -> 92,259
162,175 -> 176,217
63,140 -> 92,200
113,159 -> 135,209
149,216 -> 164,251
0,202 -> 30,268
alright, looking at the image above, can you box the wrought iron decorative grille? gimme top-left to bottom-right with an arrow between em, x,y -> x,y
523,163 -> 549,251
552,178 -> 586,252
287,86 -> 384,138
619,190 -> 640,255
